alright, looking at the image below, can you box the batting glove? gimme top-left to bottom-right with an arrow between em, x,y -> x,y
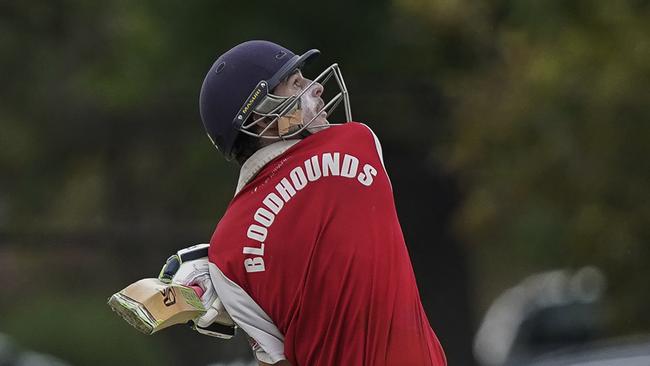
158,243 -> 237,339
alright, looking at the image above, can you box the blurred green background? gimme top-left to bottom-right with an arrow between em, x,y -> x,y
1,0 -> 648,365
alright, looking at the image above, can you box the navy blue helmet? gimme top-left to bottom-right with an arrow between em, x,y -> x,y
199,40 -> 351,160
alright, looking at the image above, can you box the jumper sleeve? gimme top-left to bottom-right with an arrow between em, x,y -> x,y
209,262 -> 286,363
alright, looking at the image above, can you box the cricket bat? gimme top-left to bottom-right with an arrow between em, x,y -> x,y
108,278 -> 206,335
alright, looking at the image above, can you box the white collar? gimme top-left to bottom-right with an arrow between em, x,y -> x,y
235,140 -> 301,195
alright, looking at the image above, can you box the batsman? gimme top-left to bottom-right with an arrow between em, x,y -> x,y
110,40 -> 446,365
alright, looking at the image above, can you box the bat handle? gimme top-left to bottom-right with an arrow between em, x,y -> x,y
190,285 -> 204,298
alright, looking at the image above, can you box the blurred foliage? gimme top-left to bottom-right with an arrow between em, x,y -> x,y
1,0 -> 649,364
429,0 -> 650,330
0,292 -> 168,365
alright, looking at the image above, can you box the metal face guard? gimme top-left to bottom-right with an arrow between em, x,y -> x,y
277,107 -> 304,137
236,63 -> 352,140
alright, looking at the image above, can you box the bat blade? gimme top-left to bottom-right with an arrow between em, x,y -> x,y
108,278 -> 206,335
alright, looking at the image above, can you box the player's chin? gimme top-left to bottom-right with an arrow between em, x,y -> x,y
318,114 -> 330,125
306,116 -> 330,133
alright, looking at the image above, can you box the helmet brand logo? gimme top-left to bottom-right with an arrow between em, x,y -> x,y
241,87 -> 262,115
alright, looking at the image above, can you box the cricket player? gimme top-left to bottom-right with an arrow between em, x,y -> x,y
168,40 -> 446,365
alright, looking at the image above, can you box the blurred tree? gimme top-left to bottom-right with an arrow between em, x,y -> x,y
1,0 -> 474,363
3,0 -> 648,364
429,0 -> 650,332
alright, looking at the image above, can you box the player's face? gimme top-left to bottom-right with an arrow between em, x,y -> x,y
274,70 -> 329,132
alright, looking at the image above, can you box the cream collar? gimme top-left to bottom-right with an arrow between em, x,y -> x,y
235,140 -> 301,195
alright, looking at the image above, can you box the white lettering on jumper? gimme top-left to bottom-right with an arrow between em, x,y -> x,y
242,152 -> 378,273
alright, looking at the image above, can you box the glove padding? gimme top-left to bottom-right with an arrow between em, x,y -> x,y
159,243 -> 236,339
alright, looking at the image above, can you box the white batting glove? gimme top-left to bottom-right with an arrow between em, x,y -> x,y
158,244 -> 237,339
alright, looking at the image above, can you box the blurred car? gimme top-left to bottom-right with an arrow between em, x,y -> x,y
523,337 -> 650,366
472,267 -> 650,366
